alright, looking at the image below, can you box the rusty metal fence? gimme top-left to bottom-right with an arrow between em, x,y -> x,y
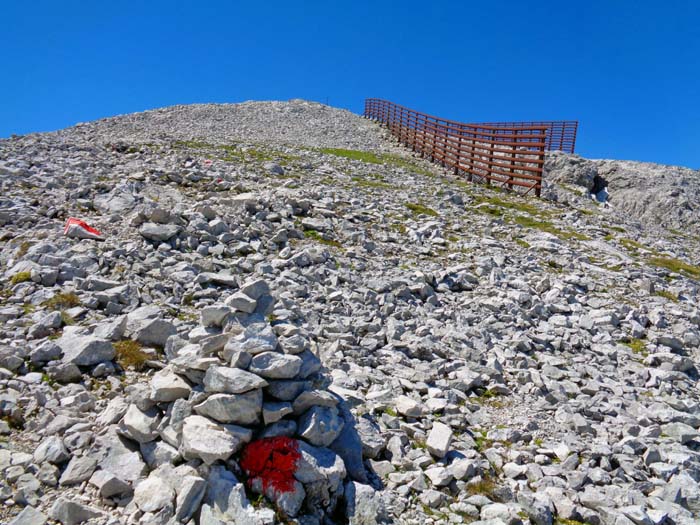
364,98 -> 578,196
475,120 -> 578,154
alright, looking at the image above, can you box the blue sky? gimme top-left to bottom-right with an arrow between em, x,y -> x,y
2,1 -> 699,168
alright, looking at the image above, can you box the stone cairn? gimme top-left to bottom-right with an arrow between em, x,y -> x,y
33,278 -> 379,525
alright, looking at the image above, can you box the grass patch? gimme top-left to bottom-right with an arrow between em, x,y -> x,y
351,176 -> 396,190
556,519 -> 593,525
303,229 -> 342,248
320,148 -> 384,164
466,473 -> 498,497
1,415 -> 23,431
648,256 -> 700,280
472,194 -> 546,217
413,439 -> 427,450
22,303 -> 36,315
382,407 -> 398,418
619,237 -> 647,253
10,271 -> 32,285
511,216 -> 589,241
16,241 -> 33,257
474,434 -> 494,452
547,260 -> 564,272
42,292 -> 80,310
623,338 -> 648,357
389,223 -> 407,234
472,389 -> 504,408
114,340 -> 150,371
60,311 -> 75,325
476,205 -> 505,218
174,140 -> 297,164
655,290 -> 678,302
320,148 -> 433,176
405,202 -> 438,217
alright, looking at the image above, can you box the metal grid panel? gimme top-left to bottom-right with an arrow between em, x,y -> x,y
364,98 -> 551,196
476,120 -> 578,154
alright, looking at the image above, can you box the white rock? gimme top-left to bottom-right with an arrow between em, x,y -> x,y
395,395 -> 424,417
248,351 -> 302,379
194,390 -> 262,425
180,415 -> 252,464
150,368 -> 191,402
426,422 -> 452,458
133,475 -> 174,513
203,366 -> 268,393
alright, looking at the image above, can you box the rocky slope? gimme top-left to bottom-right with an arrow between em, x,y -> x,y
1,100 -> 700,525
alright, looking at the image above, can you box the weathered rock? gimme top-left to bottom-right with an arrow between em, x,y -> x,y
8,506 -> 47,525
203,366 -> 268,393
180,415 -> 252,464
249,351 -> 303,379
194,390 -> 263,425
298,405 -> 345,447
57,334 -> 115,366
133,475 -> 175,513
426,421 -> 453,458
150,368 -> 191,402
49,497 -> 101,525
140,222 -> 181,241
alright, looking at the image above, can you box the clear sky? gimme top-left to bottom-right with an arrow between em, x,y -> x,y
2,1 -> 699,168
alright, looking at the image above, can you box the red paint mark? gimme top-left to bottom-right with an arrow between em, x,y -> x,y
240,437 -> 301,494
64,218 -> 102,237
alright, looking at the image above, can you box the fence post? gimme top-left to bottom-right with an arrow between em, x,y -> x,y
508,129 -> 516,191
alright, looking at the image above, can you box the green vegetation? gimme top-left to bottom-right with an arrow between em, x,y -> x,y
466,474 -> 497,497
648,256 -> 700,280
174,140 -> 298,164
547,260 -> 564,272
320,148 -> 384,164
472,194 -> 545,217
16,241 -> 33,257
176,311 -> 197,322
619,237 -> 646,253
556,519 -> 593,525
412,439 -> 427,450
319,148 -> 433,176
474,433 -> 494,452
41,373 -> 57,388
114,340 -> 150,371
405,202 -> 438,217
42,292 -> 80,310
623,338 -> 648,357
22,304 -> 36,315
1,415 -> 23,431
382,407 -> 398,418
303,229 -> 342,248
655,290 -> 678,302
60,311 -> 75,326
512,215 -> 589,241
351,176 -> 396,190
10,272 -> 32,285
389,223 -> 407,234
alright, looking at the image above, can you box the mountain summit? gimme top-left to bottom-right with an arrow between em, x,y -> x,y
1,100 -> 699,525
